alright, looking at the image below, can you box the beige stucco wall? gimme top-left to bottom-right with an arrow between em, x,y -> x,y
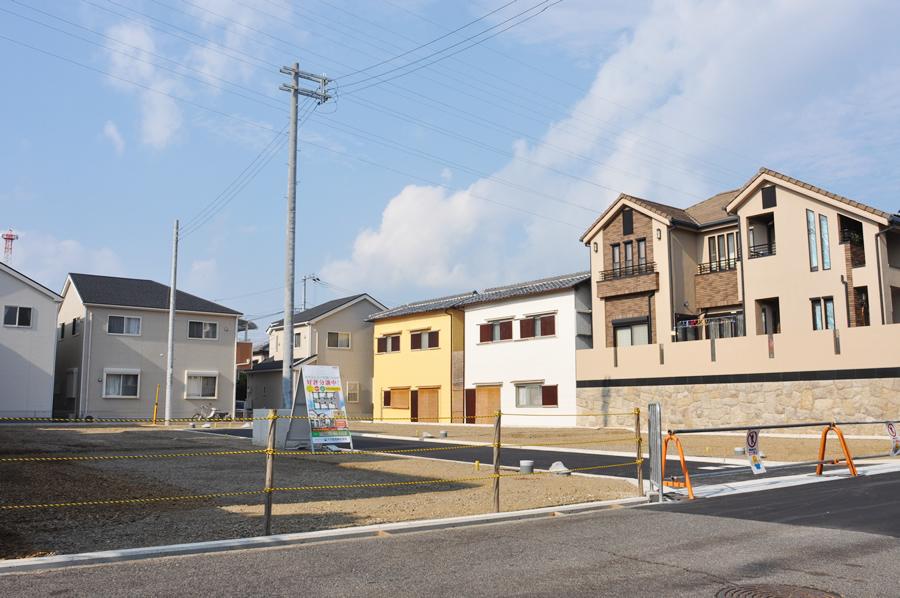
53,284 -> 86,416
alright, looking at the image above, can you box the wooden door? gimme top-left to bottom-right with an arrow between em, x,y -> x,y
475,386 -> 501,423
464,389 -> 476,424
417,387 -> 439,423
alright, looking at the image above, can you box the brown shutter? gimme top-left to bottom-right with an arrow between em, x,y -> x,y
541,315 -> 556,337
377,337 -> 387,353
520,317 -> 535,339
500,320 -> 513,341
479,323 -> 492,343
390,335 -> 400,352
383,389 -> 391,407
541,385 -> 558,406
410,390 -> 419,422
411,332 -> 422,350
464,389 -> 476,424
428,330 -> 439,348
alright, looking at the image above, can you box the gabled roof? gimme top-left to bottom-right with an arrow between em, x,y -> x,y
684,189 -> 740,225
245,354 -> 317,374
0,262 -> 62,302
67,273 -> 240,315
465,272 -> 590,307
728,167 -> 892,221
367,291 -> 477,322
268,294 -> 386,330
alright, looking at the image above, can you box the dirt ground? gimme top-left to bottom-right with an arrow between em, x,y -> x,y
0,425 -> 635,559
354,421 -> 894,462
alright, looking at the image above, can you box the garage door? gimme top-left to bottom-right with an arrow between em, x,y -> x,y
474,385 -> 501,423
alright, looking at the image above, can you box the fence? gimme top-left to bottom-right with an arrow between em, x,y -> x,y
0,410 -> 644,557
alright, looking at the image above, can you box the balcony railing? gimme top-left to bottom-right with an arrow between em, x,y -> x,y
598,261 -> 657,281
697,256 -> 741,274
675,314 -> 745,342
748,242 -> 776,259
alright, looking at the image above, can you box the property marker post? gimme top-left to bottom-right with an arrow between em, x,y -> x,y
152,384 -> 160,425
263,411 -> 278,535
492,411 -> 502,513
635,408 -> 644,496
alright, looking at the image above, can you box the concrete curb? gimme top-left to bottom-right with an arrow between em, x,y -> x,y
0,496 -> 648,574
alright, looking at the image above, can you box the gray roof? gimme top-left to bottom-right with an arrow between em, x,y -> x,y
246,354 -> 316,374
367,272 -> 590,321
268,294 -> 372,329
68,273 -> 240,315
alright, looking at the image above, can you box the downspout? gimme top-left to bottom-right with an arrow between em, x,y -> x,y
738,227 -> 747,335
874,228 -> 889,325
841,275 -> 851,328
666,224 -> 675,341
82,308 -> 93,418
647,292 -> 654,344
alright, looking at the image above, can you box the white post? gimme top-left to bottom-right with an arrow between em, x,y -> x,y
164,219 -> 179,424
281,63 -> 299,410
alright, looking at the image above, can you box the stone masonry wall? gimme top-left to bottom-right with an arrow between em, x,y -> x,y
577,377 -> 900,433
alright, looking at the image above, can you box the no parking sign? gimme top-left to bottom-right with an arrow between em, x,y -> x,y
745,428 -> 766,475
886,422 -> 900,457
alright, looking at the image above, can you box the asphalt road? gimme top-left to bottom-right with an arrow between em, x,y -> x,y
3,502 -> 898,597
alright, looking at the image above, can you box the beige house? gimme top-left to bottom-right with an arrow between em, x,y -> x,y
245,294 -> 385,419
577,168 -> 900,427
54,273 -> 241,419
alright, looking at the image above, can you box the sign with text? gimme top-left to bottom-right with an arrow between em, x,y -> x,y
285,365 -> 353,450
745,429 -> 766,475
887,422 -> 900,457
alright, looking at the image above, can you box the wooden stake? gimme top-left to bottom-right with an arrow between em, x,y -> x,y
263,410 -> 278,535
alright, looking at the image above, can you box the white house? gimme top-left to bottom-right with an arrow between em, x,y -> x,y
54,273 -> 241,419
463,272 -> 592,427
0,262 -> 62,417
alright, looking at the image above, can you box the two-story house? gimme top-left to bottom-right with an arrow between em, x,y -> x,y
463,273 -> 592,427
577,167 -> 900,428
54,273 -> 241,419
245,294 -> 386,419
0,262 -> 62,417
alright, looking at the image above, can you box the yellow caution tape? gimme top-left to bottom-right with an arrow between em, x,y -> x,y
0,490 -> 265,511
0,449 -> 268,463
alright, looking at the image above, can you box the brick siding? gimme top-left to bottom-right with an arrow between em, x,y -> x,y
694,269 -> 739,309
605,294 -> 654,348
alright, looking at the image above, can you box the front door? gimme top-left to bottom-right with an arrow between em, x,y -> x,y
475,385 -> 501,424
417,387 -> 439,423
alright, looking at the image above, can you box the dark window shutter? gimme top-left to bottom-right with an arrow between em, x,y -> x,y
540,315 -> 556,336
762,186 -> 776,208
410,390 -> 419,422
520,318 -> 535,338
411,332 -> 422,350
428,330 -> 439,348
377,337 -> 387,353
500,320 -> 513,341
383,389 -> 391,407
479,324 -> 492,343
622,209 -> 633,235
390,335 -> 400,352
464,389 -> 476,424
541,385 -> 558,406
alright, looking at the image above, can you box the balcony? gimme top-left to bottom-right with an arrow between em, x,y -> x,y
675,313 -> 745,342
695,259 -> 740,309
596,261 -> 659,299
697,256 -> 740,274
748,242 -> 776,259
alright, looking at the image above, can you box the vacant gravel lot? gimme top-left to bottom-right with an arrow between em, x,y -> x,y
0,425 -> 634,559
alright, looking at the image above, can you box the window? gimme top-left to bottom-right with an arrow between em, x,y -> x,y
346,381 -> 360,403
377,334 -> 400,353
327,331 -> 351,349
819,214 -> 831,270
103,369 -> 140,398
622,208 -> 633,235
3,306 -> 32,327
727,232 -> 737,266
624,240 -> 633,270
385,388 -> 409,409
59,324 -> 65,340
611,244 -> 621,272
294,332 -> 302,346
72,317 -> 79,336
708,237 -> 717,268
186,372 -> 217,399
108,315 -> 141,335
637,239 -> 647,266
480,320 -> 513,343
811,297 -> 835,330
520,314 -> 556,339
515,383 -> 558,408
188,321 -> 218,340
806,209 -> 819,271
614,321 -> 649,347
762,185 -> 777,208
411,330 -> 439,350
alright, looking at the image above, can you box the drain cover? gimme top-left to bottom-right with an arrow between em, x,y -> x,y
716,584 -> 842,598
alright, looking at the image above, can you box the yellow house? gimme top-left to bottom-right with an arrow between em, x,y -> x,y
369,293 -> 470,423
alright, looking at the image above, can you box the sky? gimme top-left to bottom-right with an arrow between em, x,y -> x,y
2,0 -> 899,343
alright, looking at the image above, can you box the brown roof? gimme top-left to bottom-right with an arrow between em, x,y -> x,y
733,168 -> 892,220
685,189 -> 739,225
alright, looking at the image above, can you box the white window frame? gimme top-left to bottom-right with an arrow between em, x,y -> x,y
515,382 -> 544,408
345,381 -> 360,403
102,368 -> 141,399
3,305 -> 33,328
327,331 -> 352,350
188,320 -> 218,340
185,370 -> 219,400
107,314 -> 142,336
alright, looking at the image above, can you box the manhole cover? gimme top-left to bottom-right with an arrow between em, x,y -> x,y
716,584 -> 841,598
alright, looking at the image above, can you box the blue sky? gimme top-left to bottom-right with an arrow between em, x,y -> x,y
2,0 -> 899,342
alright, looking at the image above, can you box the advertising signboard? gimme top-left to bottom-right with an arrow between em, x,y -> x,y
284,365 -> 353,450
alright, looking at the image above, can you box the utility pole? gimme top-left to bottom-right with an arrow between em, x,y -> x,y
164,219 -> 179,425
301,273 -> 321,311
279,63 -> 331,410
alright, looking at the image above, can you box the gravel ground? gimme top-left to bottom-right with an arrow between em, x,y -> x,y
0,425 -> 634,559
355,421 -> 893,462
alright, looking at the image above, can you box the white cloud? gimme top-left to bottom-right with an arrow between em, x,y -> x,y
185,258 -> 219,298
102,120 -> 125,155
440,167 -> 453,182
320,0 -> 900,301
10,231 -> 124,291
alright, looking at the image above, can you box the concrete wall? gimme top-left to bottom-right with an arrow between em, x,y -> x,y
0,268 -> 59,417
464,290 -> 578,426
80,306 -> 237,419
